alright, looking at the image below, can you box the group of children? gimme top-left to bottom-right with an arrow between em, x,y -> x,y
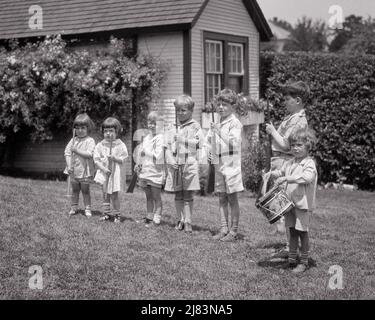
64,83 -> 318,273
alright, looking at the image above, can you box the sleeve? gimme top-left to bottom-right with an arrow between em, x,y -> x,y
153,135 -> 164,164
93,143 -> 102,166
86,137 -> 96,156
282,116 -> 308,144
228,121 -> 242,153
116,142 -> 129,164
64,139 -> 73,157
291,160 -> 317,184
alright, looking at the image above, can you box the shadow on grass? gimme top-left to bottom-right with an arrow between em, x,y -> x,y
257,257 -> 318,269
257,241 -> 286,250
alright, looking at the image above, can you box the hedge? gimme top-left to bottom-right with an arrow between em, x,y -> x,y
259,51 -> 375,190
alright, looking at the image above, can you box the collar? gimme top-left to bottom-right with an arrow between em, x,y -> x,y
179,118 -> 195,128
101,139 -> 122,147
284,109 -> 305,122
293,156 -> 312,166
220,113 -> 236,126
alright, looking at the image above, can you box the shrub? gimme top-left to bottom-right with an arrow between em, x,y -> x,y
260,51 -> 375,190
0,35 -> 168,154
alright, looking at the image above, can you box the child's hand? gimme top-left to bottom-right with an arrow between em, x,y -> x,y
210,123 -> 220,135
104,168 -> 111,176
68,167 -> 74,174
134,164 -> 142,174
265,122 -> 276,135
71,146 -> 79,153
275,176 -> 287,185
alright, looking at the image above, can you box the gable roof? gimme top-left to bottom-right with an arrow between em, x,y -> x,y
0,0 -> 271,41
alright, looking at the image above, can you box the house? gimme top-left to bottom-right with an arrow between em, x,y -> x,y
0,0 -> 271,176
261,20 -> 291,52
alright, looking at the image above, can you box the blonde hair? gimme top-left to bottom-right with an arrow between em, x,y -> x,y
174,94 -> 195,111
289,128 -> 317,152
147,111 -> 161,122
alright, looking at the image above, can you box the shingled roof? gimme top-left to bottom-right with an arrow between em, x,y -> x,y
0,0 -> 272,41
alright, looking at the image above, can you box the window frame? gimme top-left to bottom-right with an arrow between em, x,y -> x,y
203,31 -> 249,103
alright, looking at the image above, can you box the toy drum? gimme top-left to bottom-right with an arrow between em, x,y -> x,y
255,184 -> 294,224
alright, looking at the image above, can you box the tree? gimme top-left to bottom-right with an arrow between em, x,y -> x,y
270,17 -> 293,31
329,15 -> 364,52
285,16 -> 328,52
341,17 -> 375,55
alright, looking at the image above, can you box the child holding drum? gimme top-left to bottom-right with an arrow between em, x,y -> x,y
265,80 -> 310,257
269,128 -> 318,273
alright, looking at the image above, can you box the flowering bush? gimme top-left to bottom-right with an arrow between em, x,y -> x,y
202,91 -> 266,115
0,35 -> 168,146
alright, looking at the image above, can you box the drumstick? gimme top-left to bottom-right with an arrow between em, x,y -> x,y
65,128 -> 75,197
207,108 -> 216,194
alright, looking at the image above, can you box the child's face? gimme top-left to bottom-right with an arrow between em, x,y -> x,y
283,95 -> 302,114
147,120 -> 156,134
217,101 -> 233,119
176,104 -> 193,124
290,140 -> 309,159
104,127 -> 116,141
74,125 -> 88,138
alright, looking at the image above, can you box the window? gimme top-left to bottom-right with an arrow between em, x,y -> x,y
205,40 -> 222,101
204,32 -> 248,103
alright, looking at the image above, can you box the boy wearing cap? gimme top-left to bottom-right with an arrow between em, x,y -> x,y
265,80 -> 309,257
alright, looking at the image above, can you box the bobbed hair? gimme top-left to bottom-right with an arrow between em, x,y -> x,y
101,117 -> 122,135
73,113 -> 95,133
288,128 -> 317,152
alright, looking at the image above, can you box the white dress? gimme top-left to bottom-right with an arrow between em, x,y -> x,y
93,139 -> 128,193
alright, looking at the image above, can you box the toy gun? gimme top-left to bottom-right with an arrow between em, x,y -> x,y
207,109 -> 216,194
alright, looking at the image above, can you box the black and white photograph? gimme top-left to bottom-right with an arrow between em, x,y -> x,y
0,0 -> 374,304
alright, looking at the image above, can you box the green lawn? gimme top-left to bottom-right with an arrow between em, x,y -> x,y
0,175 -> 374,299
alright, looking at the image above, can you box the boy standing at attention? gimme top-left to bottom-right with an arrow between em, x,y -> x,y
208,89 -> 244,242
164,95 -> 203,233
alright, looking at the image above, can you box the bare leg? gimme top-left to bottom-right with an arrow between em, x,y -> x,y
143,186 -> 154,220
228,192 -> 240,235
70,181 -> 80,214
150,186 -> 162,224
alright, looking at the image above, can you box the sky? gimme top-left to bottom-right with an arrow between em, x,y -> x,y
257,0 -> 375,26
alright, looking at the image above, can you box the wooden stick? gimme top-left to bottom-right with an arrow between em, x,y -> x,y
104,136 -> 113,198
65,128 -> 75,197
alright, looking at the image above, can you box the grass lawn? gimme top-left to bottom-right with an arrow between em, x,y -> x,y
0,174 -> 374,299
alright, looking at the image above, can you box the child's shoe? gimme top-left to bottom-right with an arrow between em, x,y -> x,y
184,223 -> 192,233
292,263 -> 308,273
144,217 -> 152,227
153,215 -> 161,226
68,209 -> 77,216
84,208 -> 92,217
212,230 -> 229,240
99,214 -> 110,222
220,231 -> 238,242
175,221 -> 184,231
114,215 -> 121,223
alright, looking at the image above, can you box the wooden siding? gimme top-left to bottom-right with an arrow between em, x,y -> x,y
191,0 -> 260,121
3,132 -> 133,176
138,32 -> 184,126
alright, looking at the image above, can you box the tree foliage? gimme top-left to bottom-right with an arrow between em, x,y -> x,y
0,35 -> 168,145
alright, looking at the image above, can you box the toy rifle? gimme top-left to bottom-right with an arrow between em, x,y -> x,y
104,136 -> 113,198
173,111 -> 182,189
206,109 -> 216,194
65,128 -> 75,197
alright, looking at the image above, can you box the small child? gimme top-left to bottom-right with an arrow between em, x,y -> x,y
265,80 -> 310,256
164,95 -> 203,233
94,117 -> 128,223
64,113 -> 95,217
208,89 -> 244,242
135,111 -> 165,227
270,128 -> 318,273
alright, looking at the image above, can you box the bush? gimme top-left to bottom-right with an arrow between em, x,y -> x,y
260,51 -> 375,190
0,35 -> 168,145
